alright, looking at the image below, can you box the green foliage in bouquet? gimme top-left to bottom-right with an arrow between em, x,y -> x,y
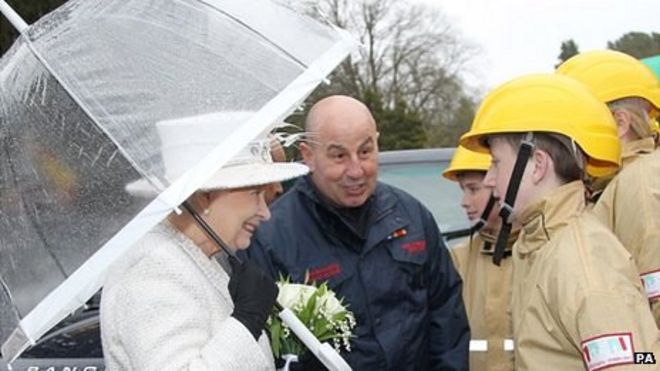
267,277 -> 356,359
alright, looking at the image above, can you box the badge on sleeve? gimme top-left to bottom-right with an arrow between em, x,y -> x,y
581,333 -> 634,371
641,269 -> 660,301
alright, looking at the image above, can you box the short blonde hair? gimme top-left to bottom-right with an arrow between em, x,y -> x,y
608,97 -> 653,140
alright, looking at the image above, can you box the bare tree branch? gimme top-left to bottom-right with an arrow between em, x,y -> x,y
279,0 -> 478,148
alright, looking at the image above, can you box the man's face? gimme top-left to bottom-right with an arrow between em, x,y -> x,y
483,137 -> 532,220
458,172 -> 498,228
302,115 -> 379,208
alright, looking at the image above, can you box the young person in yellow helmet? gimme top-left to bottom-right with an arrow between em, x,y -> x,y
557,50 -> 660,326
460,73 -> 659,370
443,146 -> 516,371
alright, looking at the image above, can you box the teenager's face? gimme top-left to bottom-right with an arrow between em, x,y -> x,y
483,137 -> 533,221
458,172 -> 491,222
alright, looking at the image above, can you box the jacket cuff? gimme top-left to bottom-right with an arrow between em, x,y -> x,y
201,316 -> 273,369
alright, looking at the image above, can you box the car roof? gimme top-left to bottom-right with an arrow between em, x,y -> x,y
379,148 -> 455,164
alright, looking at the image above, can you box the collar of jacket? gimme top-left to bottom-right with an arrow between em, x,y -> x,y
516,181 -> 586,256
296,175 -> 398,219
160,222 -> 233,302
295,175 -> 407,250
621,137 -> 656,166
591,137 -> 657,198
477,228 -> 519,255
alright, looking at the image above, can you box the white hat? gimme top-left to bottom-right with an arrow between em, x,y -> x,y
126,111 -> 309,197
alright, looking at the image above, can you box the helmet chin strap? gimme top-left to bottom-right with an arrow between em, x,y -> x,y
492,133 -> 535,266
469,193 -> 497,235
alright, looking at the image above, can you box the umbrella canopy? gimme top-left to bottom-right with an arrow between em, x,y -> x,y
642,55 -> 660,79
0,0 -> 356,362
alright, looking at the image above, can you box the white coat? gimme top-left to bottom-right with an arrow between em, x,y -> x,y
101,224 -> 275,371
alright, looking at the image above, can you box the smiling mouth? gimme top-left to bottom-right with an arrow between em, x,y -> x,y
243,222 -> 258,234
343,184 -> 365,195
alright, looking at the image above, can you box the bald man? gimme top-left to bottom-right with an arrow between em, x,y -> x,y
248,95 -> 469,370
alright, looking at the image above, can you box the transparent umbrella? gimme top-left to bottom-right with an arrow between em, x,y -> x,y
0,0 -> 356,365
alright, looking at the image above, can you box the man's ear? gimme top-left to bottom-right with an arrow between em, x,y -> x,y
531,149 -> 550,185
612,108 -> 633,140
190,191 -> 211,212
299,142 -> 315,171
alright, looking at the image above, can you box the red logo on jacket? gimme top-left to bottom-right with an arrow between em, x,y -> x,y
308,263 -> 341,281
402,240 -> 426,254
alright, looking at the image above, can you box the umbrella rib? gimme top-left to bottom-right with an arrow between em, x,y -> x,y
0,275 -> 21,321
196,0 -> 308,70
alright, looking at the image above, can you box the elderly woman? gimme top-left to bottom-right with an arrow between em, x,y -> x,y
100,121 -> 308,371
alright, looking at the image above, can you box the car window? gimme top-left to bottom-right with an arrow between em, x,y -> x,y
379,161 -> 468,234
21,312 -> 102,359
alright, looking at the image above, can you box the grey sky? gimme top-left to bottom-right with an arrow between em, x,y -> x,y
422,0 -> 660,90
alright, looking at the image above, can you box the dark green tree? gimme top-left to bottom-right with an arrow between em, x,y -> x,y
607,32 -> 660,59
555,39 -> 579,68
379,101 -> 427,150
0,0 -> 67,56
354,88 -> 426,150
425,95 -> 476,147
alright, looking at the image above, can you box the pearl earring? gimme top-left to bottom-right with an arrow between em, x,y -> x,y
203,208 -> 211,216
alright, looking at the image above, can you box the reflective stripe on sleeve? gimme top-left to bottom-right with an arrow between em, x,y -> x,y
469,340 -> 488,352
469,339 -> 515,352
641,269 -> 660,300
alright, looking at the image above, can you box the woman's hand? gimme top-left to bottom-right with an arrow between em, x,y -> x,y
228,259 -> 279,339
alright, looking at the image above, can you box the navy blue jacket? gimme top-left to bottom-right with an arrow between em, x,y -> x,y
248,176 -> 470,370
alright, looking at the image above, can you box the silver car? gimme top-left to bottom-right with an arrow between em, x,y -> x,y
379,148 -> 469,244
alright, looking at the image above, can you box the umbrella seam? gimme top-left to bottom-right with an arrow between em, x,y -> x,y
195,0 -> 308,70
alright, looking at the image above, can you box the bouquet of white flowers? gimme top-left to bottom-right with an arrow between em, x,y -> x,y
268,278 -> 356,367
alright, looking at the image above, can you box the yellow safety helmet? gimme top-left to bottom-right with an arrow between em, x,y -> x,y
556,50 -> 660,110
443,146 -> 492,182
460,74 -> 620,178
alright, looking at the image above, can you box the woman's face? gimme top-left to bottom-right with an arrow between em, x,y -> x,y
205,186 -> 271,251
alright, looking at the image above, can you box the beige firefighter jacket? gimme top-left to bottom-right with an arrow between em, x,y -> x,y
450,230 -> 517,371
512,181 -> 659,371
592,138 -> 660,326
